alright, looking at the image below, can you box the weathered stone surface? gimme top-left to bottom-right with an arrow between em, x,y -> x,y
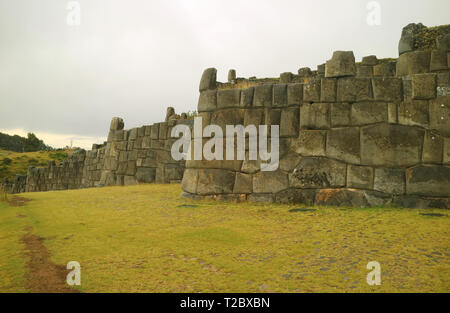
429,95 -> 450,137
233,173 -> 252,194
253,171 -> 288,194
436,33 -> 450,51
364,190 -> 393,207
265,109 -> 281,126
347,165 -> 373,189
280,108 -> 299,137
330,103 -> 351,127
274,188 -> 316,205
336,77 -> 372,102
279,153 -> 302,172
228,69 -> 236,82
412,74 -> 436,99
325,51 -> 356,77
326,127 -> 360,164
244,108 -> 265,127
362,55 -> 378,66
445,138 -> 450,164
198,90 -> 217,112
289,157 -> 346,188
430,50 -> 448,71
351,102 -> 388,125
253,84 -> 273,107
298,67 -> 312,77
406,165 -> 450,197
300,103 -> 330,129
181,169 -> 198,194
287,83 -> 303,105
315,189 -> 367,207
151,123 -> 159,140
217,89 -> 241,108
273,84 -> 288,107
210,108 -> 245,131
396,51 -> 431,76
372,78 -> 403,102
136,167 -> 156,183
373,62 -> 396,77
110,117 -> 124,131
373,168 -> 405,195
398,100 -> 429,127
280,72 -> 293,83
398,23 -> 426,55
240,87 -> 254,107
361,123 -> 424,167
357,64 -> 374,77
197,169 -> 235,195
303,79 -> 321,102
388,102 -> 398,123
292,130 -> 326,156
320,78 -> 336,102
199,68 -> 217,91
422,131 -> 443,163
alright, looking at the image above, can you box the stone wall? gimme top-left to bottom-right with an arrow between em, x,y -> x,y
181,24 -> 450,209
23,110 -> 193,192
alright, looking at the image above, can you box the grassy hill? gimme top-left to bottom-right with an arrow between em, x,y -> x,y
0,149 -> 70,182
0,184 -> 448,293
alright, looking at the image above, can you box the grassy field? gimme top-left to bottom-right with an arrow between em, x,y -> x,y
0,184 -> 449,293
0,149 -> 69,181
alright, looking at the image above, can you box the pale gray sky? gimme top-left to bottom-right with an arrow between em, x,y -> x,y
0,0 -> 449,148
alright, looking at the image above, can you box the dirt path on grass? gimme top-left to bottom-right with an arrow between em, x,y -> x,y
21,227 -> 80,293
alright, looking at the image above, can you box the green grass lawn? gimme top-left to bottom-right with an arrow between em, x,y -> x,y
0,184 -> 449,293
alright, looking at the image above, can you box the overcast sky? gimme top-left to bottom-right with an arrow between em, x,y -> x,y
0,0 -> 449,149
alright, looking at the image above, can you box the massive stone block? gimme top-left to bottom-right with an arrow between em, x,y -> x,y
330,103 -> 351,127
351,102 -> 388,125
198,90 -> 217,112
445,138 -> 450,164
303,79 -> 321,102
181,169 -> 198,194
429,95 -> 450,137
289,157 -> 346,188
373,62 -> 396,77
280,72 -> 293,83
320,78 -> 336,102
253,171 -> 288,194
292,130 -> 326,156
244,108 -> 265,127
337,78 -> 372,102
274,188 -> 316,205
430,50 -> 448,71
300,103 -> 330,129
253,84 -> 273,107
422,131 -> 443,163
199,68 -> 217,91
347,165 -> 373,189
217,89 -> 241,108
373,168 -> 405,195
398,100 -> 429,128
287,83 -> 303,105
396,51 -> 431,76
325,51 -> 356,77
315,189 -> 368,208
110,117 -> 124,131
361,123 -> 424,167
326,127 -> 360,164
412,74 -> 436,100
280,108 -> 299,137
372,78 -> 403,102
210,108 -> 245,131
273,84 -> 288,107
196,169 -> 235,195
136,167 -> 156,183
240,87 -> 255,107
406,165 -> 450,197
233,173 -> 253,194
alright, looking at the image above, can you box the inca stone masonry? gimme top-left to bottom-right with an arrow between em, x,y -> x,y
3,23 -> 450,209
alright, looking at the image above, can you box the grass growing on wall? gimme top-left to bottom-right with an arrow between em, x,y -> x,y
0,149 -> 70,182
0,184 -> 448,293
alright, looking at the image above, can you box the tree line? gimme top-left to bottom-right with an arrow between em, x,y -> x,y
0,132 -> 52,152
